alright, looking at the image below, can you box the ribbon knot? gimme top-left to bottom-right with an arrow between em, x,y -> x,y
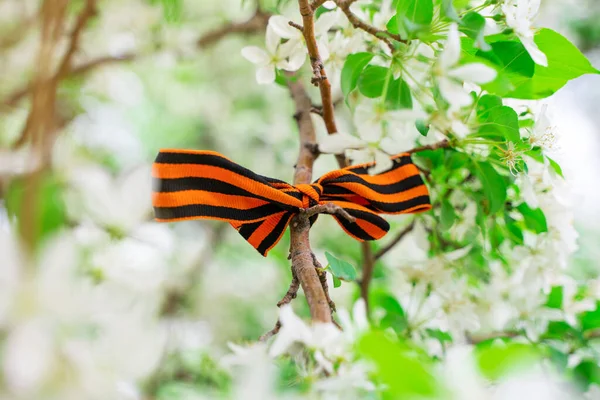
152,149 -> 432,256
294,183 -> 321,208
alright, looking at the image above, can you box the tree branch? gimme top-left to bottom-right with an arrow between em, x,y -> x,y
287,74 -> 333,323
358,141 -> 450,305
374,220 -> 415,260
359,242 -> 374,311
2,55 -> 136,113
3,9 -> 268,113
197,10 -> 271,48
335,0 -> 406,51
310,0 -> 329,10
56,0 -> 97,78
10,0 -> 97,148
336,1 -> 398,52
407,139 -> 450,154
301,202 -> 356,223
297,0 -> 347,170
298,1 -> 337,132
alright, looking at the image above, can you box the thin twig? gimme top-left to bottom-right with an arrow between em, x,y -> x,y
312,254 -> 336,313
2,54 -> 135,112
297,0 -> 346,173
277,271 -> 300,307
301,202 -> 356,223
259,320 -> 282,341
335,0 -> 405,52
259,270 -> 300,341
310,0 -> 329,10
12,0 -> 96,149
466,331 -> 520,344
374,220 -> 415,260
56,0 -> 97,78
197,10 -> 270,48
4,10 -> 269,112
407,139 -> 450,154
359,242 -> 374,311
288,21 -> 304,32
310,106 -> 323,116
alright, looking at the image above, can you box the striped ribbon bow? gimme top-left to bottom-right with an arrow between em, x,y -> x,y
152,149 -> 431,256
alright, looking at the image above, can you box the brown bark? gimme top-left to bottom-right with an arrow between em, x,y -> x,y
287,75 -> 332,323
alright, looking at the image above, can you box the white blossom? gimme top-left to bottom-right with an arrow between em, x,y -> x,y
528,104 -> 559,153
502,0 -> 548,66
435,24 -> 497,111
241,25 -> 305,85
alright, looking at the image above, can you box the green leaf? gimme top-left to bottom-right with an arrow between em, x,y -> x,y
397,0 -> 433,25
386,15 -> 400,35
487,41 -> 535,78
547,156 -> 564,178
504,214 -> 524,244
5,173 -> 67,246
373,293 -> 408,334
579,302 -> 600,332
416,119 -> 430,136
439,0 -> 460,22
425,328 -> 452,343
358,332 -> 438,398
473,161 -> 507,215
385,77 -> 413,109
358,65 -> 389,98
441,199 -> 457,230
159,0 -> 182,23
543,321 -> 578,340
573,361 -> 600,391
475,343 -> 540,381
396,0 -> 434,37
460,12 -> 490,51
508,28 -> 600,99
545,286 -> 564,309
341,52 -> 375,97
517,203 -> 548,233
332,275 -> 342,288
476,94 -> 503,120
325,252 -> 358,281
477,103 -> 520,143
462,38 -> 536,96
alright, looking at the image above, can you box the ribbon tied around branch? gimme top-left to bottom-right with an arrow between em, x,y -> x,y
152,149 -> 431,256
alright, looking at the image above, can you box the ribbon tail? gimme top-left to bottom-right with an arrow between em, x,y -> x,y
317,153 -> 432,215
232,211 -> 294,256
152,149 -> 302,255
327,200 -> 390,241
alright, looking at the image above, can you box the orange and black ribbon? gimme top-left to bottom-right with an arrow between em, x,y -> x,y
152,149 -> 431,256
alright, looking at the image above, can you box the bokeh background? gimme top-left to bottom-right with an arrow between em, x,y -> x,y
1,0 -> 600,398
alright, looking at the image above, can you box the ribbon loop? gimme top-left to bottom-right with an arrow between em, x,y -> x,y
152,149 -> 431,256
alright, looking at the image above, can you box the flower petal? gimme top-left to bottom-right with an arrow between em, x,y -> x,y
282,49 -> 306,71
265,25 -> 280,54
439,23 -> 461,70
448,63 -> 497,84
268,15 -> 300,40
269,305 -> 312,357
322,1 -> 336,10
438,77 -> 473,110
314,10 -> 337,36
369,150 -> 394,175
256,65 -> 276,85
318,132 -> 366,154
318,37 -> 330,62
241,46 -> 269,65
520,35 -> 548,67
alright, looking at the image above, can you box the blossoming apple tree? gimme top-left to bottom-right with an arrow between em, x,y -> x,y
1,0 -> 600,398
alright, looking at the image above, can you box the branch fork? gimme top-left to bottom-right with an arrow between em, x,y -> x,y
301,202 -> 356,223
